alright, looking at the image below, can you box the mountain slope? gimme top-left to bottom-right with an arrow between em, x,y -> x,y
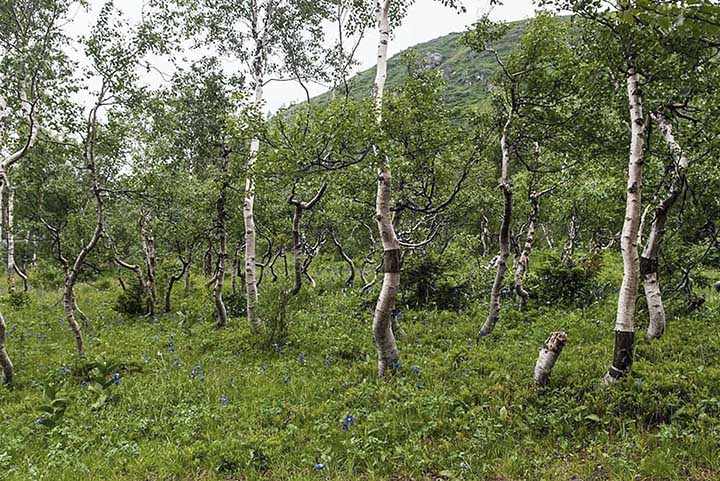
322,18 -> 529,107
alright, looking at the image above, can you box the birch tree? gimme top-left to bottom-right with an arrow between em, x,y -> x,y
0,0 -> 74,292
464,13 -> 576,335
35,2 -> 161,353
157,0 -> 335,333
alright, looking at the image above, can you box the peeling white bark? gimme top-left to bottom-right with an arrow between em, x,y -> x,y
5,171 -> 18,292
371,0 -> 401,376
244,79 -> 264,333
641,112 -> 690,339
514,189 -> 545,310
481,114 -> 513,336
534,331 -> 567,386
605,68 -> 645,384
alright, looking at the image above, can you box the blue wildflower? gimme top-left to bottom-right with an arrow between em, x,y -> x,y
127,409 -> 135,414
35,418 -> 44,426
411,366 -> 421,375
283,376 -> 290,385
391,359 -> 401,371
416,384 -> 423,391
190,365 -> 201,380
61,366 -> 70,374
314,463 -> 326,470
323,355 -> 331,367
144,355 -> 153,363
199,374 -> 205,382
261,363 -> 267,371
81,380 -> 88,389
113,373 -> 121,385
461,461 -> 470,471
298,353 -> 305,365
220,396 -> 229,405
342,413 -> 355,431
174,359 -> 182,367
4,415 -> 12,420
168,339 -> 175,353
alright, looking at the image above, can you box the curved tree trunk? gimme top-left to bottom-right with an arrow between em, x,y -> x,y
514,189 -> 546,310
288,183 -> 327,295
0,312 -> 13,385
164,256 -> 190,314
3,172 -> 27,292
214,147 -> 230,328
604,68 -> 646,384
332,231 -> 355,287
63,279 -> 85,354
481,114 -> 513,336
6,173 -> 16,292
370,0 -> 401,376
641,112 -> 689,339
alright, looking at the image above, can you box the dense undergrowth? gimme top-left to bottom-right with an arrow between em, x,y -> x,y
1,251 -> 719,481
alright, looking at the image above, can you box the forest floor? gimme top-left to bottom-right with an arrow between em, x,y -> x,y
1,256 -> 719,481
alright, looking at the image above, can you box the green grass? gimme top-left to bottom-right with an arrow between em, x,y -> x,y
1,255 -> 719,481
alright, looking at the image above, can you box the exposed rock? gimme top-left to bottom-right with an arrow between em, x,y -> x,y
423,52 -> 444,70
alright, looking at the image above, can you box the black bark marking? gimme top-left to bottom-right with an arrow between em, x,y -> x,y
383,249 -> 401,273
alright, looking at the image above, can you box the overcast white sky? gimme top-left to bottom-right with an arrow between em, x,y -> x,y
66,0 -> 539,112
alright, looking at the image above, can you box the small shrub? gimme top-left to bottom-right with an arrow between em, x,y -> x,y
114,278 -> 146,316
4,291 -> 31,309
531,253 -> 608,307
33,260 -> 65,290
222,291 -> 247,318
400,250 -> 477,310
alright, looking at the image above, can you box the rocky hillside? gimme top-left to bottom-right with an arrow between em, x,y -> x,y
320,18 -> 529,107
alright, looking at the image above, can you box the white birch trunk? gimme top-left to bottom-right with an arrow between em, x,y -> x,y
6,176 -> 15,292
604,68 -> 646,384
534,331 -> 567,386
481,114 -> 513,336
514,191 -> 542,310
0,312 -> 12,385
370,0 -> 401,376
214,148 -> 230,328
288,184 -> 326,296
244,80 -> 264,333
640,112 -> 690,339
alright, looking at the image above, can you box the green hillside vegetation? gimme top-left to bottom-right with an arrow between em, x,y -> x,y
317,19 -> 529,107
